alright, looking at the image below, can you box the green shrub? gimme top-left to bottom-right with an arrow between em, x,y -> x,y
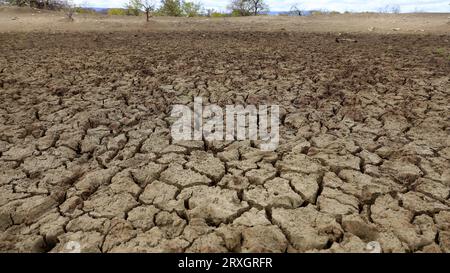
108,8 -> 128,16
311,11 -> 324,16
435,48 -> 445,55
181,1 -> 202,17
231,9 -> 250,16
74,7 -> 97,14
211,12 -> 228,17
127,8 -> 140,16
158,0 -> 183,16
107,7 -> 141,16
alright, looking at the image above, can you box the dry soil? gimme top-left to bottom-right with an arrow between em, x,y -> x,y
0,7 -> 449,253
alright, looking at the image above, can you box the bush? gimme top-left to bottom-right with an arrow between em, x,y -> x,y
181,1 -> 202,17
108,8 -> 128,16
74,7 -> 96,14
158,0 -> 182,16
311,10 -> 329,16
4,0 -> 66,10
435,48 -> 446,55
231,9 -> 250,16
127,7 -> 140,16
211,12 -> 229,17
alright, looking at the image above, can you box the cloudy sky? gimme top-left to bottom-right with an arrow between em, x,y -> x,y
73,0 -> 450,12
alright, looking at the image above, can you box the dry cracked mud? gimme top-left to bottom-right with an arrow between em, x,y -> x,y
0,30 -> 449,253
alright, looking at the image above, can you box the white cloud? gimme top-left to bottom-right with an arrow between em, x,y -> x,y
73,0 -> 450,12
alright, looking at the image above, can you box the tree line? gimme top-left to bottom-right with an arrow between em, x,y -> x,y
109,0 -> 271,18
1,0 -> 272,20
2,0 -> 69,9
122,0 -> 204,19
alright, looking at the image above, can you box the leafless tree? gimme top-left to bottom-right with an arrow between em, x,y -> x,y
289,4 -> 302,16
378,4 -> 401,14
62,0 -> 74,21
248,0 -> 268,16
228,0 -> 250,16
390,4 -> 400,14
142,0 -> 156,21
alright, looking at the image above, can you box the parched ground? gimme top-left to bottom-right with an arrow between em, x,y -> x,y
0,9 -> 450,253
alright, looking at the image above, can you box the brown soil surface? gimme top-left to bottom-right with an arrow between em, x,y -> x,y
0,7 -> 449,253
1,6 -> 450,34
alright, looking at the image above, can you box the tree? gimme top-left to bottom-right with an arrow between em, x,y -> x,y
289,4 -> 302,16
378,4 -> 401,14
4,0 -> 66,9
4,0 -> 28,6
123,0 -> 157,20
248,0 -> 268,15
205,8 -> 213,17
138,0 -> 157,21
61,0 -> 74,20
228,0 -> 268,16
125,0 -> 141,16
181,1 -> 202,17
390,4 -> 400,14
158,0 -> 182,16
228,0 -> 250,16
4,1 -> 75,18
289,5 -> 303,16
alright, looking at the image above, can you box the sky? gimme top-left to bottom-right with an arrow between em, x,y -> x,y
73,0 -> 450,13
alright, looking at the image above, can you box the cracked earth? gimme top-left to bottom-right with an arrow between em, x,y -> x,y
0,29 -> 449,253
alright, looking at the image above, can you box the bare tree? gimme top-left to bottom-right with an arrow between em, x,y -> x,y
390,5 -> 400,14
62,0 -> 74,21
205,8 -> 213,17
142,0 -> 156,21
248,0 -> 268,16
289,4 -> 302,16
378,4 -> 401,14
228,0 -> 250,16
